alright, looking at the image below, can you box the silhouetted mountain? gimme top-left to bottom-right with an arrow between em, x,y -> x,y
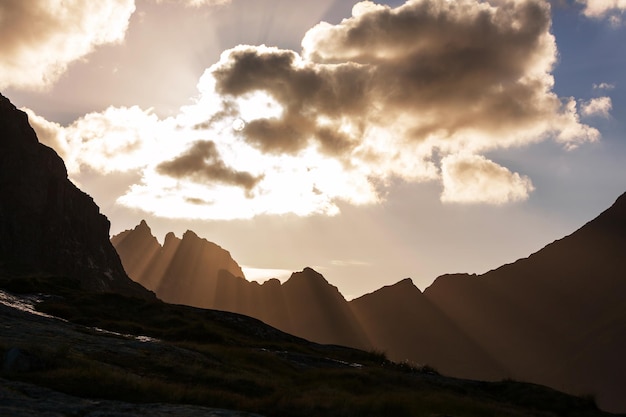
112,224 -> 245,307
349,278 -> 506,379
113,193 -> 626,413
424,192 -> 626,412
0,93 -> 151,299
110,220 -> 162,289
113,223 -> 371,347
278,267 -> 370,347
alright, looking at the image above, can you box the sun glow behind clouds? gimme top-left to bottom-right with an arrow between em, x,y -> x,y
23,0 -> 606,221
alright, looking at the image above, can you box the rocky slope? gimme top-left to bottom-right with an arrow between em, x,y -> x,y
0,93 -> 151,299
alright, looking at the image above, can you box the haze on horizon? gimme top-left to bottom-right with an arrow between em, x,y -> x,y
2,0 -> 626,298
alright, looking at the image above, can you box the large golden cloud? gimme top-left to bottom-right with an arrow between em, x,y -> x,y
0,0 -> 135,90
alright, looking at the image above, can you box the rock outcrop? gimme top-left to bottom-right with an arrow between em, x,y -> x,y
0,93 -> 152,299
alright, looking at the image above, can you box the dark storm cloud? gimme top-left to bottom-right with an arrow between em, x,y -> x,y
157,140 -> 262,191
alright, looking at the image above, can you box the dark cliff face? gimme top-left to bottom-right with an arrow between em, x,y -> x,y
0,94 -> 152,299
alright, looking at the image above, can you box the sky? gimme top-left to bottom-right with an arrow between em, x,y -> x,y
2,0 -> 626,299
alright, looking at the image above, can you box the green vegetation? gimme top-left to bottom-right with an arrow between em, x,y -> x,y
0,275 -> 614,417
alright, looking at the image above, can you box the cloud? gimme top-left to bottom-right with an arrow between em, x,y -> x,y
581,96 -> 613,117
25,105 -> 168,175
156,140 -> 263,191
577,0 -> 626,20
441,154 -> 535,204
593,82 -> 615,90
207,0 -> 598,187
26,0 -> 604,220
0,0 -> 135,90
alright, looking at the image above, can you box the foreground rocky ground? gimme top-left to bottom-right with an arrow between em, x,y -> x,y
0,290 -> 265,417
0,284 -> 620,417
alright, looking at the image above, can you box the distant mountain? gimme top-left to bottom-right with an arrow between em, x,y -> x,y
349,278 -> 506,379
423,191 -> 626,413
0,93 -> 151,299
112,222 -> 243,307
113,224 -> 370,347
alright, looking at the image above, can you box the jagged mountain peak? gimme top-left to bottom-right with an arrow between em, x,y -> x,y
112,222 -> 246,305
284,267 -> 338,291
137,219 -> 151,231
163,231 -> 180,245
261,278 -> 282,288
395,277 -> 417,287
0,94 -> 40,148
290,267 -> 327,281
380,277 -> 420,293
352,277 -> 422,304
182,229 -> 199,239
423,273 -> 475,295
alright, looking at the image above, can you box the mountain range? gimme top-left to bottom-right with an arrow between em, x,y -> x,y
113,193 -> 626,413
1,90 -> 624,414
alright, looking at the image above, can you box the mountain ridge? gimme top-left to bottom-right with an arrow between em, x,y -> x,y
114,191 -> 626,413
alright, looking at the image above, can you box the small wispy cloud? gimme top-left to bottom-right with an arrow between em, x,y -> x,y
593,82 -> 616,90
